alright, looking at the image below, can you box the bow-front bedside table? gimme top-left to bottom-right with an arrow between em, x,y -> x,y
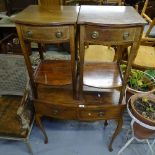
77,5 -> 146,151
12,5 -> 80,144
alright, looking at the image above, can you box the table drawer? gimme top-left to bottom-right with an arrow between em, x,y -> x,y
78,105 -> 124,121
35,101 -> 77,120
22,26 -> 70,43
84,26 -> 138,44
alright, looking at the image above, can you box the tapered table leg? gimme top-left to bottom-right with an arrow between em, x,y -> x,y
108,117 -> 123,152
35,114 -> 48,144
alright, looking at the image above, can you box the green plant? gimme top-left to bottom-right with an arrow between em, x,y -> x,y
120,64 -> 155,91
142,96 -> 148,103
128,69 -> 149,91
142,97 -> 155,113
134,97 -> 155,120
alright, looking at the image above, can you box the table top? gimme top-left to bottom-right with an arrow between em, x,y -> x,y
78,5 -> 147,26
12,5 -> 80,26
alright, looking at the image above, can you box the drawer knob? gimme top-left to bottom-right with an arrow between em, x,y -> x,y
91,31 -> 99,39
123,32 -> 129,40
26,31 -> 33,38
88,113 -> 92,116
52,109 -> 59,115
55,32 -> 63,38
98,112 -> 104,117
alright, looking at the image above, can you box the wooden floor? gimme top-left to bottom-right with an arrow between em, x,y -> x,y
85,45 -> 115,62
85,45 -> 155,69
133,45 -> 155,68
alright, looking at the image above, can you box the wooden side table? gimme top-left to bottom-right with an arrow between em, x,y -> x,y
12,5 -> 79,144
77,5 -> 146,151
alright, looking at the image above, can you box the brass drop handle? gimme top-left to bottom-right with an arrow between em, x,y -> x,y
98,112 -> 104,117
26,31 -> 33,38
123,32 -> 129,40
55,31 -> 63,38
91,31 -> 99,39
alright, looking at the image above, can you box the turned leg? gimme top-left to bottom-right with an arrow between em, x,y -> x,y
35,114 -> 48,144
108,117 -> 123,152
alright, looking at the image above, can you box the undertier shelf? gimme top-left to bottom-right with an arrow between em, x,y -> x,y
34,60 -> 72,85
36,85 -> 123,106
83,62 -> 123,88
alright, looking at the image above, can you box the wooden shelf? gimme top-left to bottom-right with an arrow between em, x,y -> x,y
34,60 -> 72,85
83,62 -> 122,88
36,85 -> 121,106
36,85 -> 79,105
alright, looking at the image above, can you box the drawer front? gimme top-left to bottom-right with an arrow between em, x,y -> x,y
35,101 -> 77,120
22,26 -> 70,42
84,26 -> 139,44
78,106 -> 124,121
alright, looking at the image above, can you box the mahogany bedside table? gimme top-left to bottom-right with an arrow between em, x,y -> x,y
12,5 -> 80,144
77,5 -> 146,151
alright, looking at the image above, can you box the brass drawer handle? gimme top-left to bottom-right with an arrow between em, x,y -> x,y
91,31 -> 99,39
98,112 -> 104,117
88,112 -> 92,116
123,32 -> 129,40
26,31 -> 33,38
55,31 -> 63,38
